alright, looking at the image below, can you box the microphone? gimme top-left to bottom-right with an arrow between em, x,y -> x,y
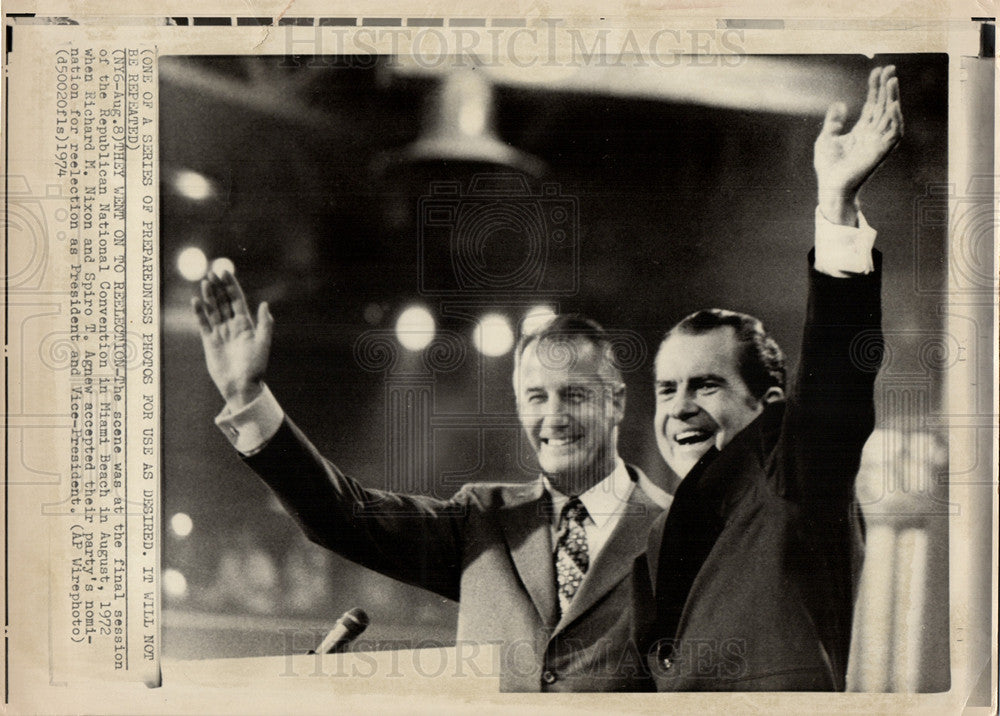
310,608 -> 370,655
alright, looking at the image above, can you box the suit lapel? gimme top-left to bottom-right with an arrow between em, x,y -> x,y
499,483 -> 559,630
652,446 -> 724,640
553,478 -> 664,635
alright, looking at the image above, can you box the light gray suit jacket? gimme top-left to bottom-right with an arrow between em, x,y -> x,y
244,418 -> 670,692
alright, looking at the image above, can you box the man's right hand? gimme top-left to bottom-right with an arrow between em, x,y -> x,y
191,270 -> 274,410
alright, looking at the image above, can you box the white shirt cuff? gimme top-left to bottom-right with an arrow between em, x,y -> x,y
214,383 -> 285,455
814,206 -> 877,277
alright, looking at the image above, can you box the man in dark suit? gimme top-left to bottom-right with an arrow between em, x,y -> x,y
634,65 -> 903,691
192,283 -> 670,691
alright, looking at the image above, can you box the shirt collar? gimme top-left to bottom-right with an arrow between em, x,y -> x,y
540,458 -> 634,528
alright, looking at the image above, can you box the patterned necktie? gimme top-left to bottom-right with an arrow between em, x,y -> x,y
555,497 -> 590,616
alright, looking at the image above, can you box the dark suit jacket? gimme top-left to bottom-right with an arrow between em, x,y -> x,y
633,252 -> 882,691
244,424 -> 670,692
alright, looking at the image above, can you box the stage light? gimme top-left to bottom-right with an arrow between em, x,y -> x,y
210,257 -> 236,277
474,313 -> 514,357
522,305 -> 557,335
170,512 -> 194,538
163,568 -> 188,599
395,305 -> 436,351
177,247 -> 208,281
173,169 -> 215,201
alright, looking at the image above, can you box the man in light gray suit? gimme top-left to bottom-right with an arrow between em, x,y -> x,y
192,284 -> 671,691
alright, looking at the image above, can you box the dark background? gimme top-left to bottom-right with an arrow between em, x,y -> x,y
160,54 -> 948,668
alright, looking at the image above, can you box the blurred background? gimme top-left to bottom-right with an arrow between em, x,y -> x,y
160,54 -> 951,691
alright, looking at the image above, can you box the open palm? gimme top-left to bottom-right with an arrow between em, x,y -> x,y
192,270 -> 273,407
814,66 -> 903,199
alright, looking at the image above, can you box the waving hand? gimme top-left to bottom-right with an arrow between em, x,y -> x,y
191,270 -> 273,409
814,65 -> 903,225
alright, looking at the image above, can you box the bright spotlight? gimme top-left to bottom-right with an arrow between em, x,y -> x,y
474,313 -> 514,357
163,568 -> 188,599
173,169 -> 215,201
522,305 -> 557,335
395,305 -> 436,351
210,257 -> 236,277
177,247 -> 208,281
170,512 -> 194,538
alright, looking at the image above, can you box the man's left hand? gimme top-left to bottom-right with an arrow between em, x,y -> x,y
814,65 -> 903,226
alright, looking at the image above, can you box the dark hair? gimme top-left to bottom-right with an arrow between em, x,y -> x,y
661,309 -> 786,398
513,313 -> 622,386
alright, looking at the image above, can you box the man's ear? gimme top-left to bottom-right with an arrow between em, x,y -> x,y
762,386 -> 785,405
612,383 -> 626,423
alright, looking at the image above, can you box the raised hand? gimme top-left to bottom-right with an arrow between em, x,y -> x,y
191,270 -> 274,409
814,65 -> 904,225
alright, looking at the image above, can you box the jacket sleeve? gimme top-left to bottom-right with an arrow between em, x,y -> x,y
243,417 -> 472,602
771,249 -> 883,511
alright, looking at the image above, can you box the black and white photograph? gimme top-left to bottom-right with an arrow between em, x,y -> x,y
2,3 -> 996,712
158,51 -> 957,693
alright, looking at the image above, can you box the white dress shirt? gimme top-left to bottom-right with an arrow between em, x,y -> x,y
813,206 -> 876,276
542,458 -> 635,562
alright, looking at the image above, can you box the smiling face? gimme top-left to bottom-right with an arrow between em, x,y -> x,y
654,326 -> 770,479
516,336 -> 624,490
